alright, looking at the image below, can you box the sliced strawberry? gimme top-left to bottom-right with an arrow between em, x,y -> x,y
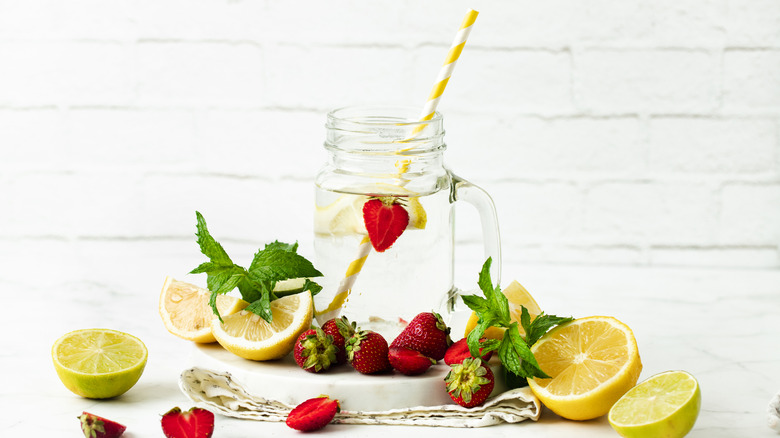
444,337 -> 493,366
286,396 -> 340,432
388,346 -> 436,375
78,412 -> 126,438
161,407 -> 214,438
362,197 -> 409,252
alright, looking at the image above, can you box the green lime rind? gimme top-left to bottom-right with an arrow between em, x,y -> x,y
52,328 -> 148,399
609,370 -> 701,438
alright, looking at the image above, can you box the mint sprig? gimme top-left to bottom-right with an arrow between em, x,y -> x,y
190,211 -> 322,323
461,258 -> 573,379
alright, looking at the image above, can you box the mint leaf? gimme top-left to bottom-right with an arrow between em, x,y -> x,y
461,294 -> 489,315
248,249 -> 323,282
499,322 -> 550,379
526,313 -> 574,347
194,211 -> 233,267
189,212 -> 322,324
264,240 -> 299,252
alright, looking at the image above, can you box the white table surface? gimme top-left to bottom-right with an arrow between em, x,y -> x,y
2,239 -> 779,437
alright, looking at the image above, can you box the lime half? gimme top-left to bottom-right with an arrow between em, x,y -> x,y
52,328 -> 148,399
609,370 -> 701,438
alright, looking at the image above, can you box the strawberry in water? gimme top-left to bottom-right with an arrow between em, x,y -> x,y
286,396 -> 340,432
161,407 -> 214,438
345,328 -> 391,374
390,311 -> 452,360
388,346 -> 436,376
78,412 -> 126,438
322,316 -> 355,365
445,357 -> 495,408
293,327 -> 338,373
444,337 -> 493,366
362,197 -> 409,252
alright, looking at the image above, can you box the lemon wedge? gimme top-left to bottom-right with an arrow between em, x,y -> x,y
159,276 -> 247,343
211,291 -> 313,361
464,280 -> 542,339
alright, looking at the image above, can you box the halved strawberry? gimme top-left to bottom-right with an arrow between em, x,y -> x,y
286,396 -> 340,432
362,197 -> 409,252
161,407 -> 214,438
78,412 -> 126,438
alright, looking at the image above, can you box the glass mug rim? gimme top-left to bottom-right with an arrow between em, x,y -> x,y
325,104 -> 446,155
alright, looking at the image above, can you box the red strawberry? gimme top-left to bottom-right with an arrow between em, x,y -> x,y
362,197 -> 409,252
444,357 -> 495,408
345,329 -> 391,374
293,327 -> 338,373
322,316 -> 356,365
444,337 -> 493,366
286,396 -> 340,432
388,346 -> 436,376
390,311 -> 452,360
161,407 -> 214,438
78,412 -> 126,438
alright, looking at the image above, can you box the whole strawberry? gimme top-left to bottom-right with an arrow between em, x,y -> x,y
286,396 -> 340,432
322,316 -> 355,365
388,346 -> 436,375
445,357 -> 495,408
362,197 -> 409,252
293,327 -> 338,373
390,311 -> 451,360
345,328 -> 391,374
444,337 -> 493,366
161,407 -> 214,438
78,412 -> 126,438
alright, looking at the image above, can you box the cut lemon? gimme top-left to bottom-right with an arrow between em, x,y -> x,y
464,280 -> 542,339
159,276 -> 247,343
528,316 -> 642,420
609,370 -> 701,438
314,185 -> 426,237
52,328 -> 147,399
211,291 -> 313,361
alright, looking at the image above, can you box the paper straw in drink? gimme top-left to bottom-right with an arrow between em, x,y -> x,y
315,9 -> 479,323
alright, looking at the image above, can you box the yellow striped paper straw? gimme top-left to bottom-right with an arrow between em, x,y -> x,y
316,9 -> 479,323
409,9 -> 479,141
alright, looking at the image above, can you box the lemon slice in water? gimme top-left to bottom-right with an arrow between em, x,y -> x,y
52,328 -> 148,399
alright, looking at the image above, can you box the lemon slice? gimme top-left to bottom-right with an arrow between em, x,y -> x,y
609,370 -> 701,438
52,328 -> 148,399
464,280 -> 542,339
315,185 -> 427,237
159,276 -> 247,343
528,316 -> 642,420
211,291 -> 313,361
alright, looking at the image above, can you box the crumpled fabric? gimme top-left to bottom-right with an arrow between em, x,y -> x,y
769,391 -> 780,433
179,367 -> 540,428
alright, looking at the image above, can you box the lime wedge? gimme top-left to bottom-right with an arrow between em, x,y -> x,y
609,370 -> 701,438
52,328 -> 148,399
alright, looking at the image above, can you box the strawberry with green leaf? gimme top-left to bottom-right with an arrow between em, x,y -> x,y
190,211 -> 323,323
461,257 -> 573,380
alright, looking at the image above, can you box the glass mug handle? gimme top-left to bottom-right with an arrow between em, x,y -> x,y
444,172 -> 502,311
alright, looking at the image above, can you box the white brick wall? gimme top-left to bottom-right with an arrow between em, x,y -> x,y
0,0 -> 778,269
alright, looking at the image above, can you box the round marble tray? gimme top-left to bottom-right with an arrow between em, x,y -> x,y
187,343 -> 507,412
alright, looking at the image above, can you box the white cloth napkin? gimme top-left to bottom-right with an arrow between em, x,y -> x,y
180,367 -> 540,428
769,391 -> 780,433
